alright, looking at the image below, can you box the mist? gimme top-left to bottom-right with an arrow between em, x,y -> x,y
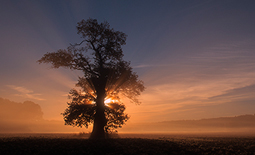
119,114 -> 255,136
1,97 -> 254,136
0,97 -> 82,133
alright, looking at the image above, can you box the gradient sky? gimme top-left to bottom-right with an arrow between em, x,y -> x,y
1,0 -> 255,123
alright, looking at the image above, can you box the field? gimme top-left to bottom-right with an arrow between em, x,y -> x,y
0,133 -> 255,154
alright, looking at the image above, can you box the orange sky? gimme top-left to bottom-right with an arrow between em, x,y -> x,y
1,0 -> 255,127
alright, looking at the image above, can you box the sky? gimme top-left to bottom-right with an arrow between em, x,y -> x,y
1,0 -> 255,125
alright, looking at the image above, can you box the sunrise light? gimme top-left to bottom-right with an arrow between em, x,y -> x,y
1,0 -> 255,145
104,97 -> 118,106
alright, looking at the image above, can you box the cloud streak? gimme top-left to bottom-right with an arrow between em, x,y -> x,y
7,85 -> 45,101
209,84 -> 255,101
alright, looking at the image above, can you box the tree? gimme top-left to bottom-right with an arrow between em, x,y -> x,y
38,18 -> 145,139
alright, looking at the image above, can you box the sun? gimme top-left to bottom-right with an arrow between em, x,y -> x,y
104,98 -> 112,106
104,97 -> 118,106
104,98 -> 113,104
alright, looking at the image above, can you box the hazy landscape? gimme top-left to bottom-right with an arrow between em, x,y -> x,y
120,114 -> 255,134
1,97 -> 255,135
1,0 -> 255,154
1,97 -> 255,154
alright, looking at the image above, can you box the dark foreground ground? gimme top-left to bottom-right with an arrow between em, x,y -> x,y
0,133 -> 255,155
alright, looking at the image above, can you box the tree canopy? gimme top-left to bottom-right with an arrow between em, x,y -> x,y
38,18 -> 145,138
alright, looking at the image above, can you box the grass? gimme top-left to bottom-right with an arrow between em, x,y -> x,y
0,134 -> 255,154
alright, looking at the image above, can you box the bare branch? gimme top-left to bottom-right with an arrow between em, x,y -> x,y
69,39 -> 87,47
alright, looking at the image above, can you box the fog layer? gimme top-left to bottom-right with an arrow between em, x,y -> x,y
1,97 -> 255,134
0,98 -> 82,133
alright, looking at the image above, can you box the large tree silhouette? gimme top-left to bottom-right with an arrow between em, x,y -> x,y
38,18 -> 144,139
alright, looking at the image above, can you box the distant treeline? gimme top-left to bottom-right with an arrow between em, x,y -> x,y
0,97 -> 82,133
1,97 -> 255,133
120,114 -> 255,133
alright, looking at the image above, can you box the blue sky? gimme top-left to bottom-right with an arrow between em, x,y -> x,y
1,0 -> 255,123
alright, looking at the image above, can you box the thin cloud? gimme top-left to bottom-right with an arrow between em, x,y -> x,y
133,64 -> 170,68
8,85 -> 33,94
7,85 -> 45,101
190,41 -> 255,64
208,84 -> 255,101
133,64 -> 153,68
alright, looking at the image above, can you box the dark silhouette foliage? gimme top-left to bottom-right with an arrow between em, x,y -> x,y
38,18 -> 144,138
62,83 -> 130,133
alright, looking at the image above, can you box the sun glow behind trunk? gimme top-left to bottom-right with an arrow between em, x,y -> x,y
104,97 -> 118,107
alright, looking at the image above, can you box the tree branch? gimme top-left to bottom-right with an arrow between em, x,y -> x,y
77,55 -> 100,77
89,41 -> 104,70
69,39 -> 87,47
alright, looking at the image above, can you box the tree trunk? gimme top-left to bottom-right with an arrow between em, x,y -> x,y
90,87 -> 107,139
